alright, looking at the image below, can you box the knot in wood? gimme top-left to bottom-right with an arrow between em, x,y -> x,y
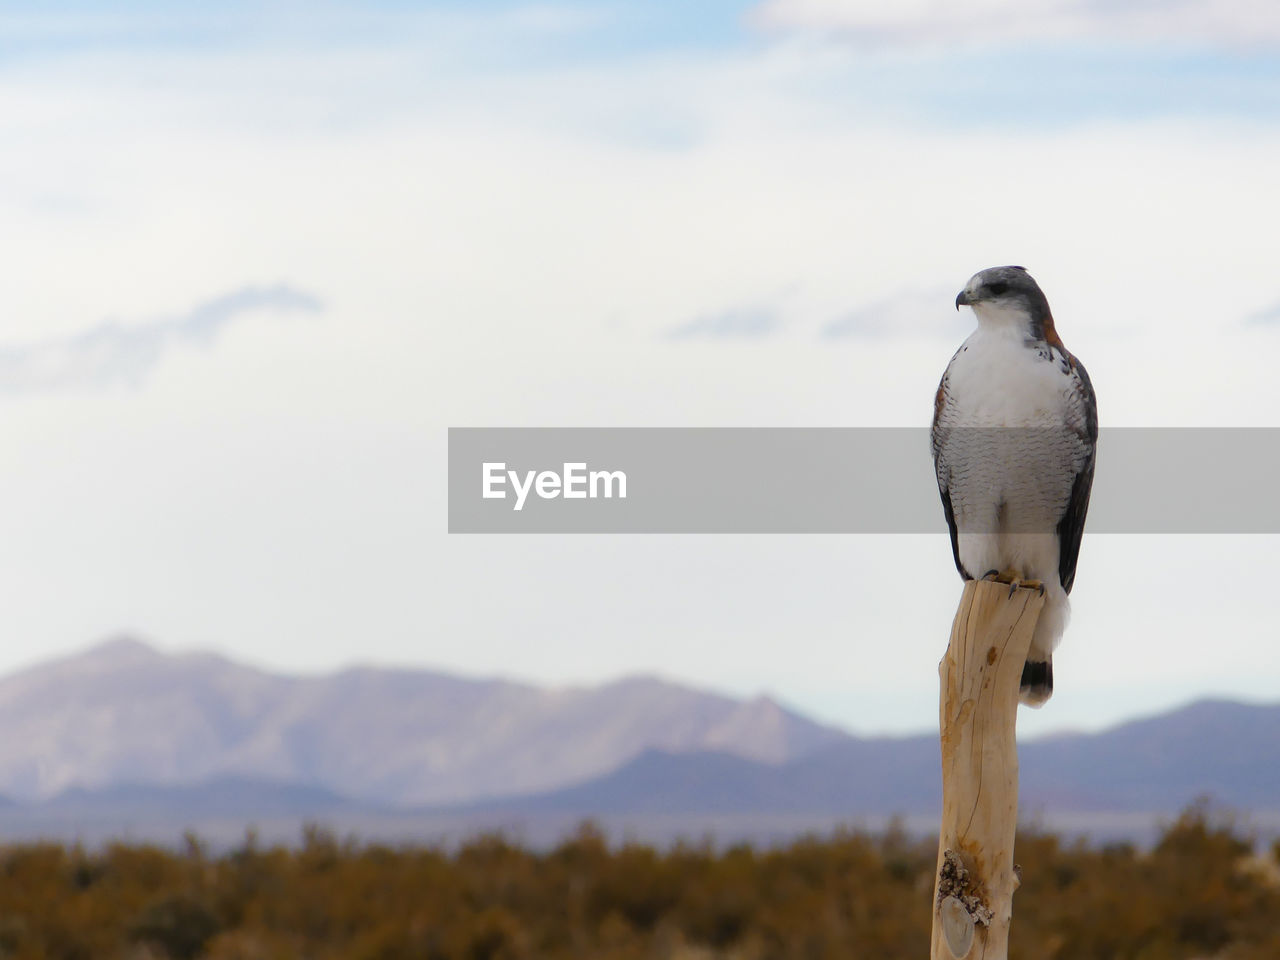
937,849 -> 993,927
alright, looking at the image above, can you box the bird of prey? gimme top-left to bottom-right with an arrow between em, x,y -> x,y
931,266 -> 1097,707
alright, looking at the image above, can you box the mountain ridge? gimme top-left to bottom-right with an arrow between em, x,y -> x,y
2,639 -> 1277,829
0,637 -> 848,805
461,697 -> 1280,817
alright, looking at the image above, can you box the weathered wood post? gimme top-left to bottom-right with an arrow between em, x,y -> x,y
929,579 -> 1045,960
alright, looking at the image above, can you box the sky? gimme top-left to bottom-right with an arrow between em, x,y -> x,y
1,0 -> 1279,739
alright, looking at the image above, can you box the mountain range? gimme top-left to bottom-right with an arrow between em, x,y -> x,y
476,698 -> 1280,816
0,639 -> 1277,846
0,637 -> 844,806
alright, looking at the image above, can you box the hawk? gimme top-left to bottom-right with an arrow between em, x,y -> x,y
931,266 -> 1097,707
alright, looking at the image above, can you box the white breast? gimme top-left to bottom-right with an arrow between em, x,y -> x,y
933,323 -> 1085,585
942,326 -> 1073,428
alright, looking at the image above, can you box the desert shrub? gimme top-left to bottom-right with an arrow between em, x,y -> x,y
0,802 -> 1274,960
128,894 -> 222,960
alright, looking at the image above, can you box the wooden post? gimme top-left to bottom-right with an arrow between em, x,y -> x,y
930,579 -> 1045,960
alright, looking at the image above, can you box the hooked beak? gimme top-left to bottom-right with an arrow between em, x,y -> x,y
955,290 -> 972,310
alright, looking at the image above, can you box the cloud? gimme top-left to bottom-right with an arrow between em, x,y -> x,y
751,0 -> 1280,50
1246,301 -> 1280,325
0,285 -> 322,394
821,285 -> 957,340
665,307 -> 784,340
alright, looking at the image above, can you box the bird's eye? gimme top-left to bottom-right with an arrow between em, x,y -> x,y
986,282 -> 1009,296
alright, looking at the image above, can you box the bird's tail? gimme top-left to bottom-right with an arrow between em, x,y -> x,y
1019,658 -> 1053,707
1021,585 -> 1066,708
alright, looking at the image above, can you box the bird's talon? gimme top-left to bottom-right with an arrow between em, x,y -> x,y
981,569 -> 1000,581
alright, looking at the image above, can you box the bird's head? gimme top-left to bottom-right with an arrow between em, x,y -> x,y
955,265 -> 1052,334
